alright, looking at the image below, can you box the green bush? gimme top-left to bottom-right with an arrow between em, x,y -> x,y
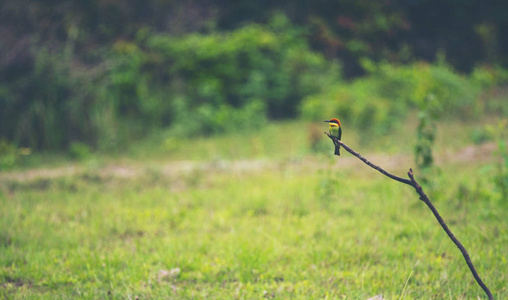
0,140 -> 19,170
105,14 -> 339,138
0,49 -> 97,151
0,15 -> 339,152
301,61 -> 483,132
0,140 -> 30,170
68,142 -> 92,160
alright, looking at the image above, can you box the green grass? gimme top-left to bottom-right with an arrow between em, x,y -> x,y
124,113 -> 507,162
1,115 -> 507,299
8,113 -> 505,171
1,158 -> 507,299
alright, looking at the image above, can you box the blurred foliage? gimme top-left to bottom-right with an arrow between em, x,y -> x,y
68,141 -> 92,161
0,140 -> 30,170
216,1 -> 508,75
2,0 -> 508,77
1,0 -> 508,154
107,14 -> 338,136
301,61 -> 504,134
0,48 -> 98,151
0,140 -> 19,170
0,15 -> 339,151
455,120 -> 508,208
489,120 -> 508,203
414,108 -> 437,184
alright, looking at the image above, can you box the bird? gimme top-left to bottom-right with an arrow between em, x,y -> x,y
324,118 -> 342,155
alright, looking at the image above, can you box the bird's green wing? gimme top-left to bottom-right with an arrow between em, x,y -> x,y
338,126 -> 342,140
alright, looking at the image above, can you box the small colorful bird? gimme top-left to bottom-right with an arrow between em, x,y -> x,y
324,118 -> 342,155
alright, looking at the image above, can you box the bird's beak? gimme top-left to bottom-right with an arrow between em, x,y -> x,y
323,120 -> 330,123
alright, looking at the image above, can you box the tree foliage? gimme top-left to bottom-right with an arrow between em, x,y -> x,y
1,0 -> 508,152
0,15 -> 338,150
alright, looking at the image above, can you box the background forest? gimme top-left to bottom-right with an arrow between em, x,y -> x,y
1,0 -> 507,155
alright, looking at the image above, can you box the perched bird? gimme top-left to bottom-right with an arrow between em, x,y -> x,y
324,118 -> 342,155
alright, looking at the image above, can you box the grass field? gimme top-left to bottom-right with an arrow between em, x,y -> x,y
1,116 -> 507,299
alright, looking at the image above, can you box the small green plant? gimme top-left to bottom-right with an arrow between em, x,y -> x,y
489,119 -> 508,202
414,94 -> 440,184
470,127 -> 494,145
68,142 -> 92,160
0,140 -> 30,170
0,140 -> 19,170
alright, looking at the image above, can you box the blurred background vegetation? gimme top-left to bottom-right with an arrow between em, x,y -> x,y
0,0 -> 507,158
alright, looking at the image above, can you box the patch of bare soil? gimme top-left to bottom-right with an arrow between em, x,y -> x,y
0,142 -> 503,183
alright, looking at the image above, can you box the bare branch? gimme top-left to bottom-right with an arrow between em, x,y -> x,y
407,169 -> 493,300
325,132 -> 412,186
325,133 -> 493,300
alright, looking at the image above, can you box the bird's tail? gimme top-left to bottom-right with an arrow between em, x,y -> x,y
334,144 -> 341,156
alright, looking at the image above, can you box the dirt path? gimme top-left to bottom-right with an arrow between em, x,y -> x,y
0,142 -> 502,182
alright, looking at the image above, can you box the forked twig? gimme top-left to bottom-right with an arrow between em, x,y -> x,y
325,132 -> 493,300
